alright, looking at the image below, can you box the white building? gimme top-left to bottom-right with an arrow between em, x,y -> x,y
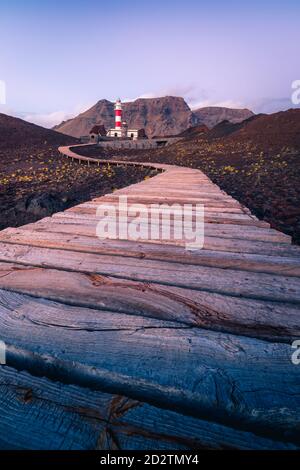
106,98 -> 143,140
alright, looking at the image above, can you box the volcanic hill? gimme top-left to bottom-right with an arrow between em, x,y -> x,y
54,96 -> 254,138
0,113 -> 153,231
0,112 -> 75,150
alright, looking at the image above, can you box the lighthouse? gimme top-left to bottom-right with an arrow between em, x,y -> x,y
106,98 -> 142,140
114,98 -> 122,131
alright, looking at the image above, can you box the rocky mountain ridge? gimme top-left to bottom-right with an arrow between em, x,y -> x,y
53,96 -> 254,138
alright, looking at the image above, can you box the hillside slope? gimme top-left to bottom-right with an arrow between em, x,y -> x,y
227,109 -> 300,150
0,113 -> 76,150
0,113 -> 152,231
193,106 -> 254,129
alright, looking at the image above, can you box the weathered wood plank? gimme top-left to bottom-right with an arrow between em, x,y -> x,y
49,213 -> 291,244
0,244 -> 299,304
0,266 -> 299,342
1,148 -> 298,449
94,203 -> 246,216
0,228 -> 299,276
8,220 -> 296,257
0,290 -> 299,445
57,205 -> 271,230
102,195 -> 239,206
1,366 -> 295,450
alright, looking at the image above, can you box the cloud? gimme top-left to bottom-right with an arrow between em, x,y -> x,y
22,103 -> 93,128
23,110 -> 73,128
190,99 -> 246,110
123,85 -> 247,111
124,84 -> 202,103
0,103 -> 17,116
3,91 -> 298,132
251,97 -> 300,114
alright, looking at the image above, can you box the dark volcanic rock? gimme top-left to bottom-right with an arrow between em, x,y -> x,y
193,106 -> 254,129
206,115 -> 261,140
179,124 -> 209,138
16,192 -> 70,218
228,109 -> 300,150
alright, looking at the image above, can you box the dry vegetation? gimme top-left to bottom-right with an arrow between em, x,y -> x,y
0,143 -> 154,230
76,109 -> 300,244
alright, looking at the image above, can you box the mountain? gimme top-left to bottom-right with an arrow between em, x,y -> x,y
181,109 -> 300,151
54,97 -> 254,138
53,100 -> 115,140
0,112 -> 76,150
205,114 -> 261,140
54,97 -> 195,138
193,106 -> 254,129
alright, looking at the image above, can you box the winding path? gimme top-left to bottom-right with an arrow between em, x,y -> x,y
0,144 -> 299,449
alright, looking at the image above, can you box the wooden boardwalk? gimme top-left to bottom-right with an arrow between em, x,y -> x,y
0,144 -> 299,449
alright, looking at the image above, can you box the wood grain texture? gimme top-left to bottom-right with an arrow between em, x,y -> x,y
0,228 -> 299,276
0,268 -> 300,342
0,147 -> 299,449
5,220 -> 297,256
51,211 -> 289,243
0,366 -> 297,450
0,246 -> 299,304
0,290 -> 299,446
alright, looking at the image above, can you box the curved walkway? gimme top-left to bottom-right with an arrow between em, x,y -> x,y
0,145 -> 299,449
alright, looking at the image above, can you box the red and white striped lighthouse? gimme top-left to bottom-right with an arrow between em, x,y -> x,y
114,98 -> 122,129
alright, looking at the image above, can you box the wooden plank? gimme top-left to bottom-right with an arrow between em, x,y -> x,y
55,209 -> 270,229
1,366 -> 294,450
1,289 -> 299,445
51,211 -> 288,243
0,265 -> 299,342
1,228 -> 300,277
95,198 -> 242,210
64,203 -> 271,227
0,245 -> 299,304
115,192 -> 238,203
124,188 -> 231,194
90,198 -> 254,214
2,149 -> 299,449
3,218 -> 296,257
93,205 -> 247,217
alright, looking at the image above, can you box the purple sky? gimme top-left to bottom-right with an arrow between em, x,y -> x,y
1,0 -> 300,127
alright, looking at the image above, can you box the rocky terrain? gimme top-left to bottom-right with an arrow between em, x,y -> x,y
0,114 -> 155,230
54,96 -> 254,138
193,106 -> 254,128
75,108 -> 300,244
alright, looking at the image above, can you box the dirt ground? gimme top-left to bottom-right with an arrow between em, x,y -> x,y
0,144 -> 156,231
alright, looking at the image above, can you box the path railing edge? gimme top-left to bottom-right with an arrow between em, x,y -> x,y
58,144 -> 174,173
